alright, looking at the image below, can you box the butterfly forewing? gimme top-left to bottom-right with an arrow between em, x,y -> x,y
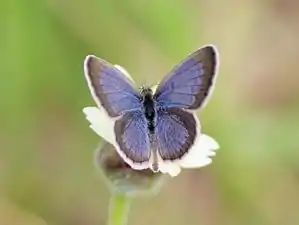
84,55 -> 142,117
154,45 -> 218,110
155,108 -> 198,161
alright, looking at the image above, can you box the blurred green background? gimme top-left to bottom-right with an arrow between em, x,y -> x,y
1,0 -> 299,225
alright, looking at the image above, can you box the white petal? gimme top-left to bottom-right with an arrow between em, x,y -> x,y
82,107 -> 116,145
153,154 -> 182,177
159,161 -> 182,177
114,65 -> 134,82
179,134 -> 219,168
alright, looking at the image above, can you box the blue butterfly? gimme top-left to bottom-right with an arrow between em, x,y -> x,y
84,45 -> 219,173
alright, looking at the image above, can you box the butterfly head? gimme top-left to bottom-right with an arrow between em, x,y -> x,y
140,86 -> 153,96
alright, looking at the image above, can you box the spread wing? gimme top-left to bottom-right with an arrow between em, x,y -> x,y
84,55 -> 142,117
154,45 -> 218,110
114,110 -> 150,169
155,108 -> 199,161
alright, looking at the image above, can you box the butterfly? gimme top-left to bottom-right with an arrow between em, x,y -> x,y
84,45 -> 219,173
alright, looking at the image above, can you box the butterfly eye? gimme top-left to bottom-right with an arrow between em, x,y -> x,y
139,86 -> 145,94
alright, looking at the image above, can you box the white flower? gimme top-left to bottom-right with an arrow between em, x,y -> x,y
83,65 -> 219,177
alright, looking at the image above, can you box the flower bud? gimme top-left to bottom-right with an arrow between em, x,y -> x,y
94,141 -> 165,197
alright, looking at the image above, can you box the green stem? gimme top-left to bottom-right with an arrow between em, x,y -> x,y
108,193 -> 131,225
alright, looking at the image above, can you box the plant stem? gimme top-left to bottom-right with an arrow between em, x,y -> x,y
108,192 -> 131,225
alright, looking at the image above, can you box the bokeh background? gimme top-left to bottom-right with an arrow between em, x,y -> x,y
1,0 -> 299,225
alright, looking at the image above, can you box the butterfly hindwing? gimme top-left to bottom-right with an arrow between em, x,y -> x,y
84,55 -> 141,117
154,45 -> 218,110
114,110 -> 150,168
155,108 -> 198,161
